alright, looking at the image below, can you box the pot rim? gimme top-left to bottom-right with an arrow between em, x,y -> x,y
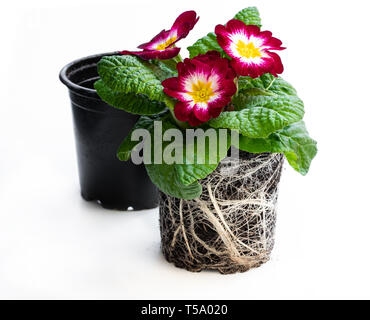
59,51 -> 119,98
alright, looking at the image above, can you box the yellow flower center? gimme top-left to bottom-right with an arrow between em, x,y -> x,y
156,36 -> 177,51
188,80 -> 214,104
236,40 -> 262,58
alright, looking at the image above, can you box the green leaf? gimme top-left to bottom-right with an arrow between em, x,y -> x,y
94,80 -> 166,115
115,112 -> 202,199
209,94 -> 304,138
218,73 -> 305,138
97,55 -> 176,109
175,129 -> 231,186
236,121 -> 317,175
143,117 -> 203,199
238,74 -> 298,96
150,59 -> 178,81
146,163 -> 202,200
187,32 -> 226,59
233,7 -> 262,27
117,116 -> 156,161
234,87 -> 276,101
187,7 -> 261,58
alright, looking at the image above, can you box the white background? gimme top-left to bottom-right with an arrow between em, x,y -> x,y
1,0 -> 369,299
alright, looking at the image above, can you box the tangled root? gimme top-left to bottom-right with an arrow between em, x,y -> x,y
159,152 -> 284,274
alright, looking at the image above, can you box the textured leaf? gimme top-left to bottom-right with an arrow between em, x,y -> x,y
117,116 -> 156,161
209,94 -> 304,138
146,162 -> 202,200
150,59 -> 178,81
144,118 -> 203,199
234,87 -> 276,101
233,7 -> 262,27
238,73 -> 297,96
187,7 -> 261,58
116,113 -> 203,199
95,80 -> 166,115
188,32 -> 226,59
175,129 -> 231,186
97,55 -> 176,109
236,121 -> 317,175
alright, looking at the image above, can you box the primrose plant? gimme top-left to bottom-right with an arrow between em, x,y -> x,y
95,7 -> 317,200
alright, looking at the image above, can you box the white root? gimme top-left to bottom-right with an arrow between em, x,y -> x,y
159,152 -> 284,274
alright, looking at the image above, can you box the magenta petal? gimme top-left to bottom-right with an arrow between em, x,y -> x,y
230,58 -> 262,78
137,29 -> 169,50
193,104 -> 211,122
174,101 -> 193,122
190,59 -> 212,76
176,61 -> 187,77
177,59 -> 196,77
225,67 -> 236,80
119,50 -> 161,60
193,51 -> 221,63
162,77 -> 180,91
259,30 -> 272,38
208,96 -> 229,109
215,24 -> 227,39
262,36 -> 285,51
215,24 -> 230,44
216,18 -> 285,78
163,77 -> 189,101
215,25 -> 234,57
171,10 -> 199,43
269,51 -> 284,75
164,50 -> 237,126
120,47 -> 180,60
154,47 -> 181,60
163,88 -> 188,101
243,24 -> 261,37
229,52 -> 283,78
188,113 -> 203,127
225,19 -> 249,34
209,107 -> 224,118
230,59 -> 251,77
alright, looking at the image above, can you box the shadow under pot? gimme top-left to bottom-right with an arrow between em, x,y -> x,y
159,152 -> 284,274
59,52 -> 158,210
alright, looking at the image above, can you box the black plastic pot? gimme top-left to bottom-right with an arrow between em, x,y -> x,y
59,52 -> 158,210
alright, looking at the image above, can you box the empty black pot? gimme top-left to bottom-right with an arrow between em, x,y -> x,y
59,52 -> 158,210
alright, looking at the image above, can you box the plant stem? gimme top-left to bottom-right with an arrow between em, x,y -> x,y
235,76 -> 240,95
173,54 -> 183,64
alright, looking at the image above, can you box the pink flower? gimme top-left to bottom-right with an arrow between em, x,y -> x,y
215,19 -> 285,78
162,51 -> 237,126
121,11 -> 199,60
